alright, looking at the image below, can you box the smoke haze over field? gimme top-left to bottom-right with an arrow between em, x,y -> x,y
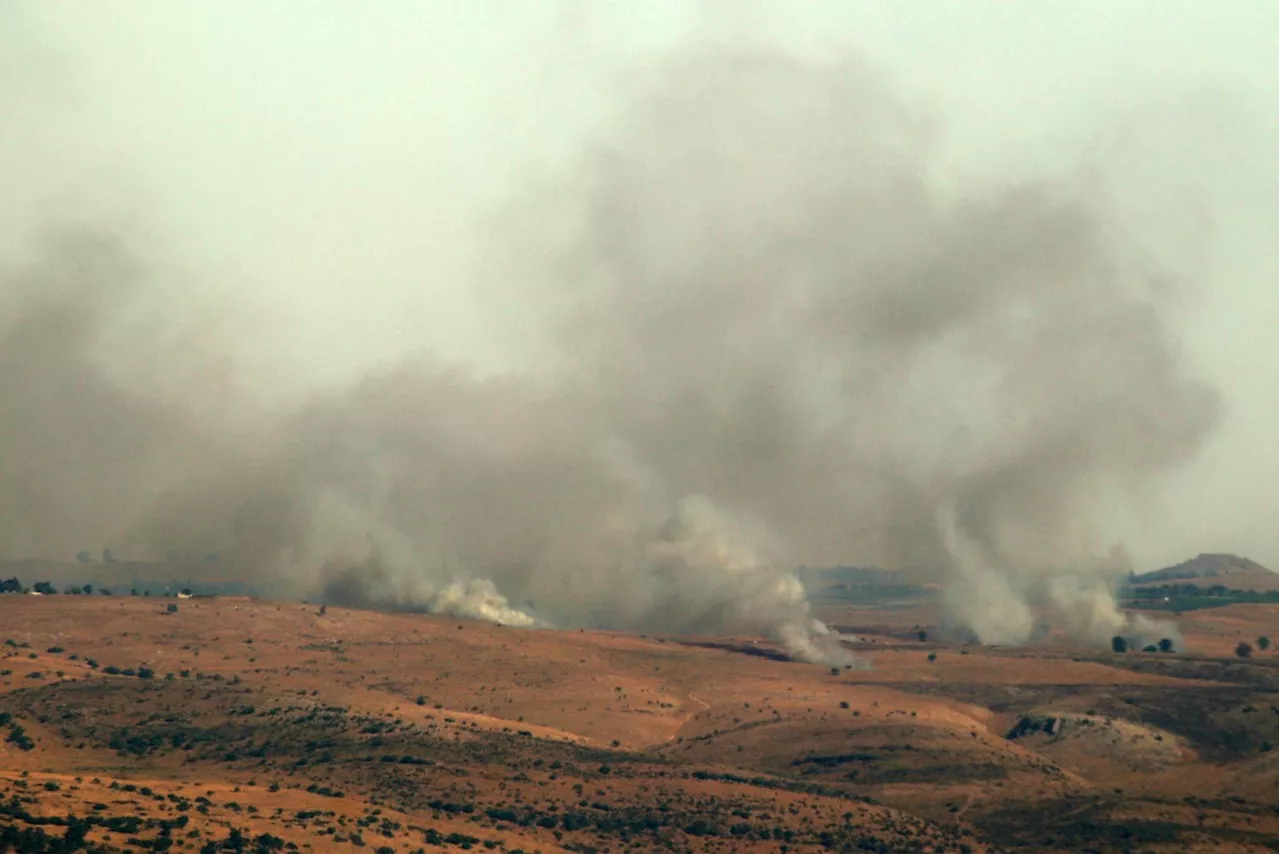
1,5 -> 1274,658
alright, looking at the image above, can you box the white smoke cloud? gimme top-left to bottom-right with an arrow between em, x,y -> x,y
0,40 -> 1223,660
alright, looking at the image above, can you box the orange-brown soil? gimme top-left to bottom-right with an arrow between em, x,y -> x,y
0,595 -> 1274,853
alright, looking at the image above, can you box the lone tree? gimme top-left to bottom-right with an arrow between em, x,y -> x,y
917,630 -> 928,643
1258,636 -> 1270,651
1235,641 -> 1253,659
1111,636 -> 1128,654
1158,638 -> 1174,653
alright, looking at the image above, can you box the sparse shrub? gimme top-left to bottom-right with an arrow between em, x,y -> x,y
1142,644 -> 1158,653
167,603 -> 178,613
6,723 -> 34,751
1258,636 -> 1271,651
416,695 -> 426,705
46,646 -> 64,654
927,652 -> 937,662
839,701 -> 850,709
1236,641 -> 1253,659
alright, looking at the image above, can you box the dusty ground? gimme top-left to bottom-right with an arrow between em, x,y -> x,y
0,595 -> 1275,853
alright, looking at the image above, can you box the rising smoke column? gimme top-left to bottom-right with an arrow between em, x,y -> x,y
502,45 -> 1218,646
0,44 -> 1218,656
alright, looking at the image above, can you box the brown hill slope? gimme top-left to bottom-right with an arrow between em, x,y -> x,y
0,595 -> 1274,853
1133,553 -> 1278,590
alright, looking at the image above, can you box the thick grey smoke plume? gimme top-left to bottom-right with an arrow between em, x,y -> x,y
0,46 -> 1217,658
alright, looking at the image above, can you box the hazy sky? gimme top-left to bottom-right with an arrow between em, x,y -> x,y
2,2 -> 1276,570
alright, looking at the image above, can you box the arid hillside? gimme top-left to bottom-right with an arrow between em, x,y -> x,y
1132,554 -> 1279,591
0,594 -> 1275,853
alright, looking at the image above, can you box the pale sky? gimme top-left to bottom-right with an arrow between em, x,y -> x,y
2,2 -> 1276,570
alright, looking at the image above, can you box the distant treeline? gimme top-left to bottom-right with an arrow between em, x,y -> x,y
796,565 -> 933,605
1122,582 -> 1278,612
807,582 -> 931,604
0,577 -> 259,597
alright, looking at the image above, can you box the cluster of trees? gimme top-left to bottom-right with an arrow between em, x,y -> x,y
1112,635 -> 1270,658
1111,636 -> 1176,654
1,579 -> 106,595
1234,637 -> 1269,658
1123,582 -> 1279,612
5,721 -> 34,751
0,579 -> 196,597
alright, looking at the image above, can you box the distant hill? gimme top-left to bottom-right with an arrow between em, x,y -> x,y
1132,554 -> 1278,591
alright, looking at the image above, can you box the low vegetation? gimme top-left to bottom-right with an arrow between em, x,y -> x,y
0,581 -> 1274,853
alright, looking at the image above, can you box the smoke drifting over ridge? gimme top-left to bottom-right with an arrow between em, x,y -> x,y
0,45 -> 1218,658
